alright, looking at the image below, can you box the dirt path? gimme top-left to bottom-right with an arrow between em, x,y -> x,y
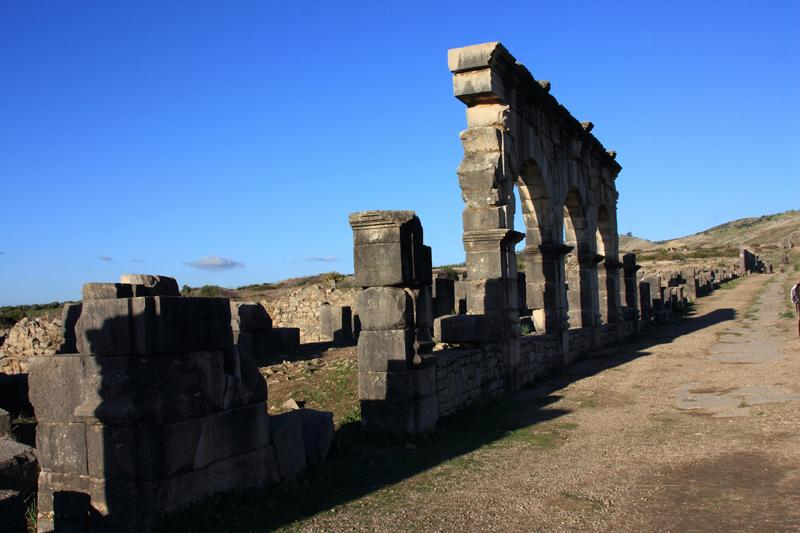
295,273 -> 800,532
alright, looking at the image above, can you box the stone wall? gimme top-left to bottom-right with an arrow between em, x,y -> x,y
435,345 -> 503,417
259,284 -> 360,344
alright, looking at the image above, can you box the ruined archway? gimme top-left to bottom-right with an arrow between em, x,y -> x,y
563,187 -> 600,328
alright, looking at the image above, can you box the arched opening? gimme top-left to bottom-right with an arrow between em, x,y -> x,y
514,159 -> 562,333
563,187 -> 599,328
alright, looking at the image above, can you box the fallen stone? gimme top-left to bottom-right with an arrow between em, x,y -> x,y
270,412 -> 306,481
81,282 -> 134,300
281,398 -> 302,411
0,438 -> 38,494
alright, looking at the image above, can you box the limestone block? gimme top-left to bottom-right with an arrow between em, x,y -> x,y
35,422 -> 87,475
357,329 -> 414,372
349,210 -> 422,246
432,278 -> 456,318
408,394 -> 438,433
465,103 -> 509,128
119,274 -> 180,297
270,412 -> 306,482
462,206 -> 509,232
28,355 -> 84,423
457,152 -> 502,190
434,314 -> 484,343
0,489 -> 26,533
410,360 -> 437,398
447,41 -> 502,73
60,303 -> 82,353
85,424 -> 137,481
358,370 -> 409,403
0,439 -> 38,494
81,282 -> 134,300
359,399 -> 409,435
352,243 -> 411,288
270,327 -> 300,355
75,296 -> 232,356
236,330 -> 272,360
357,287 -> 414,331
318,304 -> 353,344
297,409 -> 334,468
230,302 -> 272,332
460,126 -> 503,153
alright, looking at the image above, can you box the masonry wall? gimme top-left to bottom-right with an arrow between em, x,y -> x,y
259,285 -> 360,343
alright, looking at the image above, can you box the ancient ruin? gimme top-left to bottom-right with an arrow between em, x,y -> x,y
0,41 -> 748,530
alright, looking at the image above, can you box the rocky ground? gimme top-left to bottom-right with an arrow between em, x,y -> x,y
269,272 -> 798,532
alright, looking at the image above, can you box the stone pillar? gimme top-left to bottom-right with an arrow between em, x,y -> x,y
432,277 -> 455,318
349,211 -> 437,434
29,279 -> 274,532
524,243 -> 571,333
599,258 -> 622,323
622,253 -> 641,321
639,280 -> 652,321
319,304 -> 353,345
567,252 -> 602,328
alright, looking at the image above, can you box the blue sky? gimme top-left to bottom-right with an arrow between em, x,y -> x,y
1,1 -> 798,305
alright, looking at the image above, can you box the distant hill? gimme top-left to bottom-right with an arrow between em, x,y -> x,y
620,210 -> 800,253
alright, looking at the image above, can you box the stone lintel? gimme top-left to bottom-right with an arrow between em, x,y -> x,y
348,210 -> 418,231
463,229 -> 524,248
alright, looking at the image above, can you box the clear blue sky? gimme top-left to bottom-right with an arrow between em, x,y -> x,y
1,1 -> 798,305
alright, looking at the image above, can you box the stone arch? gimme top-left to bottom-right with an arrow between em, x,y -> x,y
563,187 -> 600,328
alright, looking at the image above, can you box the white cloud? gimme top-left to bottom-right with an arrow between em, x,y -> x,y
185,255 -> 244,271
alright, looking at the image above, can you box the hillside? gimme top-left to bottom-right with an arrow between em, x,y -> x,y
620,210 -> 800,254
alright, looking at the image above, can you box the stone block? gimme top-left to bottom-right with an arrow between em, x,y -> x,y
0,439 -> 38,494
85,424 -> 137,481
358,370 -> 409,401
357,329 -> 414,372
319,304 -> 353,344
0,490 -> 26,533
75,296 -> 232,356
270,411 -> 306,482
359,399 -> 409,434
28,355 -> 84,423
357,288 -> 414,331
74,351 -> 227,424
353,242 -> 412,288
297,409 -> 334,468
36,422 -> 87,475
230,302 -> 272,332
270,328 -> 300,355
433,315 -> 484,343
235,331 -> 272,360
432,278 -> 455,318
410,360 -> 437,398
457,151 -> 502,190
119,274 -> 180,297
409,394 -> 439,433
60,303 -> 82,353
81,283 -> 134,300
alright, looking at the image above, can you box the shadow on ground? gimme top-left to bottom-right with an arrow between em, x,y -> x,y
156,305 -> 737,532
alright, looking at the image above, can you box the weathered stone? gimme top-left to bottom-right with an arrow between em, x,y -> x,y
235,330 -> 272,360
119,274 -> 180,296
75,296 -> 232,356
0,439 -> 38,494
318,304 -> 353,344
270,411 -> 306,482
433,314 -> 485,343
27,356 -> 84,423
35,422 -> 87,475
59,303 -> 82,354
81,282 -> 136,300
432,278 -> 456,318
298,409 -> 334,468
0,490 -> 26,533
357,287 -> 414,331
230,302 -> 272,332
357,329 -> 414,372
270,327 -> 300,355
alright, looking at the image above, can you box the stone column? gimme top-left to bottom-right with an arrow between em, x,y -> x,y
524,243 -> 571,333
599,257 -> 622,323
622,253 -> 641,321
567,252 -> 602,328
349,211 -> 437,434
